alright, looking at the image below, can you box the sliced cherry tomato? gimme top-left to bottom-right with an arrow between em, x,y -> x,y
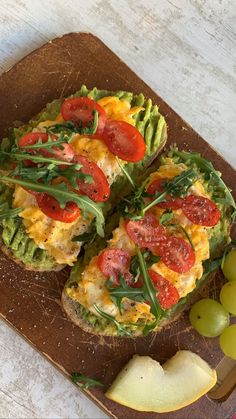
97,248 -> 132,284
43,143 -> 75,162
182,194 -> 221,226
102,120 -> 146,162
153,236 -> 196,273
125,213 -> 166,247
18,132 -> 75,162
148,270 -> 180,309
74,155 -> 110,202
18,132 -> 49,147
36,194 -> 80,223
61,97 -> 107,136
147,177 -> 183,209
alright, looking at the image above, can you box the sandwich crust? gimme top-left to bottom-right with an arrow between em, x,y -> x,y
61,271 -> 217,337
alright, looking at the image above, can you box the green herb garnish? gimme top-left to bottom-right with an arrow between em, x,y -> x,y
47,110 -> 99,136
142,169 -> 197,216
130,251 -> 160,283
178,225 -> 195,250
1,150 -> 73,166
160,210 -> 173,225
136,248 -> 165,320
106,273 -> 145,314
0,175 -> 104,236
116,158 -> 136,189
17,132 -> 71,150
93,304 -> 132,336
172,149 -> 236,220
118,168 -> 197,219
72,230 -> 97,243
11,163 -> 93,187
71,372 -> 103,389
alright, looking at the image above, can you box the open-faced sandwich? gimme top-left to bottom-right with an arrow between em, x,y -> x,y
0,86 -> 167,271
62,149 -> 235,336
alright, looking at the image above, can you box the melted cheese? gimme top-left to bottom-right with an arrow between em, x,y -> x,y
69,160 -> 212,324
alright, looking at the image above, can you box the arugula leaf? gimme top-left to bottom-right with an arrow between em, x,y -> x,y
107,250 -> 162,315
93,304 -> 132,336
1,151 -> 73,166
167,223 -> 195,250
11,160 -> 93,187
130,251 -> 161,281
163,169 -> 198,197
203,257 -> 223,274
145,253 -> 161,267
142,169 -> 198,216
71,372 -> 103,389
116,158 -> 136,189
136,248 -> 165,319
72,230 -> 97,243
178,225 -> 195,250
3,131 -> 93,194
172,150 -> 236,217
130,253 -> 141,283
0,175 -> 105,236
47,110 -> 99,136
0,202 -> 22,221
46,121 -> 76,134
117,182 -> 149,219
58,166 -> 93,188
106,274 -> 145,314
160,210 -> 173,225
17,132 -> 72,150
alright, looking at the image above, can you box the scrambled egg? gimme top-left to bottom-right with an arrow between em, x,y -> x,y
13,96 -> 142,266
13,185 -> 92,265
69,136 -> 123,184
97,96 -> 144,125
68,160 -> 211,323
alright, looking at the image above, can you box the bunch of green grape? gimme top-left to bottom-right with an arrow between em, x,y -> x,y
189,248 -> 236,360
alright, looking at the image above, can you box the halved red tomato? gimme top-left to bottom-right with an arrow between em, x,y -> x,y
61,97 -> 107,136
148,270 -> 180,309
147,177 -> 183,209
125,213 -> 166,247
36,194 -> 80,223
97,248 -> 133,285
18,132 -> 75,162
74,155 -> 110,202
182,195 -> 221,226
152,236 -> 196,273
102,120 -> 146,162
18,132 -> 49,147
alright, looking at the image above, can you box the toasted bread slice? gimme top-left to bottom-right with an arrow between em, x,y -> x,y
0,86 -> 167,271
62,149 -> 234,337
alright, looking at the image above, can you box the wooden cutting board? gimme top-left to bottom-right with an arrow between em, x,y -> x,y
0,33 -> 235,419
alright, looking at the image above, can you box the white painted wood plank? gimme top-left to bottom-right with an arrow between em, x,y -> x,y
0,321 -> 107,418
0,0 -> 236,418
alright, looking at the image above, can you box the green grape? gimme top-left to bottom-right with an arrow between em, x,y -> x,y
189,298 -> 229,337
220,282 -> 236,315
219,324 -> 236,360
222,248 -> 236,282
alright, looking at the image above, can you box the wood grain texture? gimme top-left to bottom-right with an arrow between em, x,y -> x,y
0,1 -> 235,419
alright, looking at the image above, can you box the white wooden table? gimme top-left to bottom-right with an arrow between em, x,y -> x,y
0,1 -> 235,418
